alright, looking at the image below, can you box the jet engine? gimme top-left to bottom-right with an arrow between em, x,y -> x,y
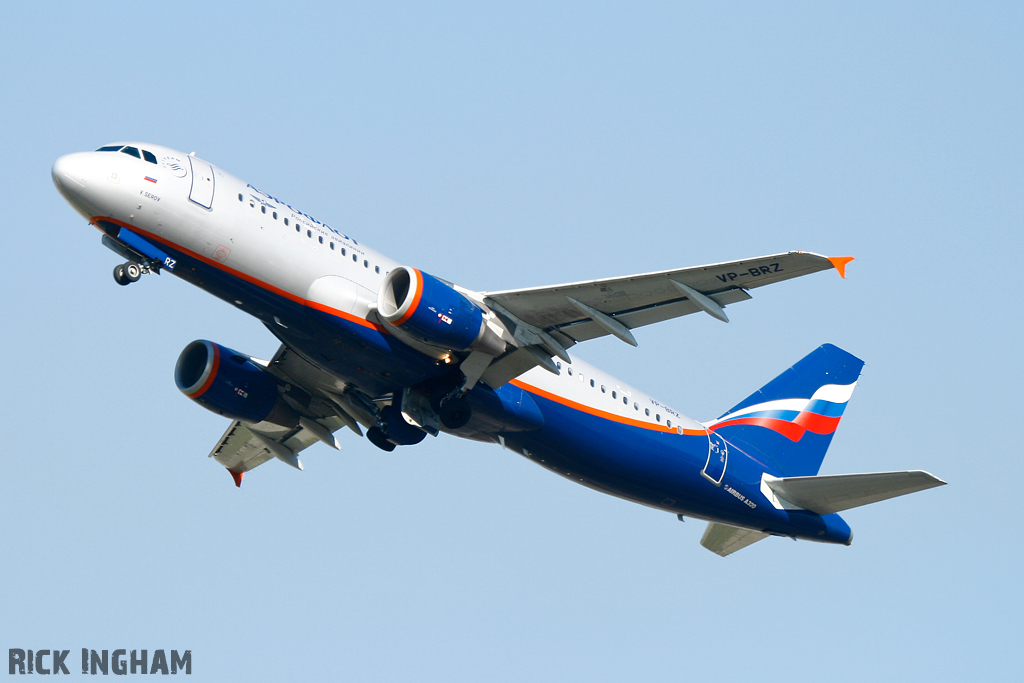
377,267 -> 505,356
174,340 -> 297,426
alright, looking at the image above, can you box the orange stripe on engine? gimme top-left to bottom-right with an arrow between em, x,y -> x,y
188,343 -> 220,398
511,379 -> 699,434
394,268 -> 423,326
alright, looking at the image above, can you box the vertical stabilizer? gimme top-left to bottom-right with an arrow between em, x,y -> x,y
707,344 -> 864,476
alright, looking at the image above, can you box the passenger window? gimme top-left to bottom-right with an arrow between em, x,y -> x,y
567,367 -> 573,376
634,403 -> 639,411
667,420 -> 672,428
238,194 -> 243,202
590,379 -> 595,387
273,212 -> 278,220
284,218 -> 289,226
656,414 -> 661,422
295,225 -> 300,233
120,146 -> 141,159
352,254 -> 357,262
330,242 -> 335,250
612,391 -> 617,399
142,150 -> 157,164
645,408 -> 650,416
319,236 -> 324,244
375,266 -> 380,274
556,362 -> 562,370
623,397 -> 628,405
307,230 -> 312,238
364,260 -> 369,268
261,206 -> 266,214
96,145 -> 123,152
342,248 -> 347,256
601,385 -> 606,393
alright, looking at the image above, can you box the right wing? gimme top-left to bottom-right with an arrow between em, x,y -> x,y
478,252 -> 851,388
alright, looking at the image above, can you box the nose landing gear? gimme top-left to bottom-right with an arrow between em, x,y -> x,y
113,261 -> 145,286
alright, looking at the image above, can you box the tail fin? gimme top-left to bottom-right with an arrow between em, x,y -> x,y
707,344 -> 864,477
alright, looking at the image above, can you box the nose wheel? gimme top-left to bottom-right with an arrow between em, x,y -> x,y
113,261 -> 144,286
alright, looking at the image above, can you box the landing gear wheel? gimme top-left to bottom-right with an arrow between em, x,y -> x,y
124,262 -> 142,282
438,397 -> 472,430
113,264 -> 130,286
366,427 -> 397,452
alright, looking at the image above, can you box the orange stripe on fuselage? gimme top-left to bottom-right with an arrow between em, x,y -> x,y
95,217 -> 701,435
393,268 -> 423,326
91,216 -> 385,332
510,378 -> 703,435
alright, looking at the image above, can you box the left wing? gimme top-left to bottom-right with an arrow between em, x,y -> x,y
210,419 -> 331,484
478,252 -> 851,387
207,344 -> 372,486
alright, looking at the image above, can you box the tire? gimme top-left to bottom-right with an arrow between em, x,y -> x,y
439,397 -> 472,430
124,262 -> 142,282
366,427 -> 397,452
113,264 -> 130,286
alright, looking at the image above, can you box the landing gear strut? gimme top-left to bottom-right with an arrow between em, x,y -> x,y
113,261 -> 144,286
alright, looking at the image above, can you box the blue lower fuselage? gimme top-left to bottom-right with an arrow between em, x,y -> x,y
104,219 -> 852,546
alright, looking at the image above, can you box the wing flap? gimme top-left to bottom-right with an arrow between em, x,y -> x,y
700,523 -> 770,557
763,470 -> 946,516
553,288 -> 751,343
209,413 -> 345,477
484,252 -> 840,344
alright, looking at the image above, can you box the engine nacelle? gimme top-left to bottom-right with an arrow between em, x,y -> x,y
174,340 -> 296,426
377,266 -> 504,355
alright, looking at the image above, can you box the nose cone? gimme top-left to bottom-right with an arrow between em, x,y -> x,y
52,153 -> 87,193
52,153 -> 96,218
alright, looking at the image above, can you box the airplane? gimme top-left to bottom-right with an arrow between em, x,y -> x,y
52,142 -> 945,556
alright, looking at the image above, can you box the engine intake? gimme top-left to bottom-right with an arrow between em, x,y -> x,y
175,340 -> 296,426
378,266 -> 504,355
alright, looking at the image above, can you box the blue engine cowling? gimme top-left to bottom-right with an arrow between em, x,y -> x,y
175,340 -> 294,425
378,266 -> 499,353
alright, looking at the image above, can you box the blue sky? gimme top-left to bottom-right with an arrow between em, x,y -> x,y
2,2 -> 1021,680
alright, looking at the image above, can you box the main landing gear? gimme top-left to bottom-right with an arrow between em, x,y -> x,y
429,384 -> 472,431
113,261 -> 146,286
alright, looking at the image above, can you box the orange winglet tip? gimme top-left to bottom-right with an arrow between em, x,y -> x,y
229,469 -> 244,487
827,256 -> 854,278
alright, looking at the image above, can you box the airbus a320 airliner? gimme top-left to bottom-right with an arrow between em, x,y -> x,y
52,142 -> 944,556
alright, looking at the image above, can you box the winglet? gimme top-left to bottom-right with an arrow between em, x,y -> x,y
827,256 -> 854,278
228,469 -> 244,487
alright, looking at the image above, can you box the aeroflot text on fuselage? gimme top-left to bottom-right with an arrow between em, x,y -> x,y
50,142 -> 945,556
244,183 -> 357,245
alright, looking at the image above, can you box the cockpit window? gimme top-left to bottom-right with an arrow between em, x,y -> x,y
120,146 -> 141,159
96,145 -> 123,152
142,150 -> 157,164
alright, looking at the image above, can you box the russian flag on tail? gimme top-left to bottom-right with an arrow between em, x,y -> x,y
709,381 -> 856,442
707,344 -> 864,477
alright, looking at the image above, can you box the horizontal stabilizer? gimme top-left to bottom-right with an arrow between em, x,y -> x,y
701,523 -> 770,557
763,470 -> 946,516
